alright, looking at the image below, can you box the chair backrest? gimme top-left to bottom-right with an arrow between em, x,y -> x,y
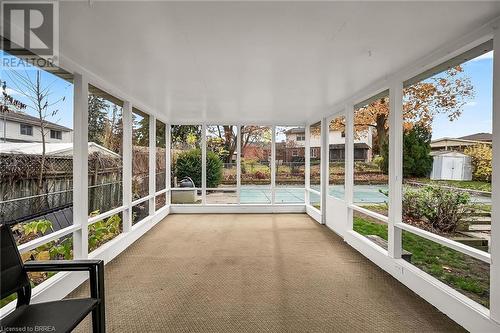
1,224 -> 31,305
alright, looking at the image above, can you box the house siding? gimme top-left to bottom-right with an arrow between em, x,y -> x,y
0,119 -> 72,143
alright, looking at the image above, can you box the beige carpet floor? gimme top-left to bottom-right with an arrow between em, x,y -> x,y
71,213 -> 465,332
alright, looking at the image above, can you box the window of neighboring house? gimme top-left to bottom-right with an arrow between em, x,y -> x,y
20,124 -> 33,136
297,135 -> 305,141
341,131 -> 345,138
50,130 -> 62,140
292,149 -> 298,157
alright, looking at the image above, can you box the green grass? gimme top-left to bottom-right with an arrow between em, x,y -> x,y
410,178 -> 491,193
1,293 -> 17,308
353,217 -> 490,308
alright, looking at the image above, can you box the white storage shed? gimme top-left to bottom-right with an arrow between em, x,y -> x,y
430,151 -> 472,181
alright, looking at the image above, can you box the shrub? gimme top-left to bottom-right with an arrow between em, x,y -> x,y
380,125 -> 433,177
175,149 -> 223,187
403,185 -> 473,233
254,170 -> 269,179
88,213 -> 122,252
464,144 -> 492,182
372,155 -> 385,171
402,125 -> 433,178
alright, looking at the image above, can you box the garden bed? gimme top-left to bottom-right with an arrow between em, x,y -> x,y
408,178 -> 491,193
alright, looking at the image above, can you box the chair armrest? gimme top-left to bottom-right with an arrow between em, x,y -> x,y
23,259 -> 103,272
24,260 -> 105,304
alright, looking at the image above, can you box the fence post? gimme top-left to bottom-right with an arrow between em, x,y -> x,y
72,73 -> 89,259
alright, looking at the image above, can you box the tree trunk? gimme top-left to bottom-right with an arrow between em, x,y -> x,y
374,114 -> 388,155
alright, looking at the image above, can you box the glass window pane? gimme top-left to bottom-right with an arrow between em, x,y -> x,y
88,212 -> 122,253
275,188 -> 304,204
88,85 -> 123,216
308,190 -> 321,209
25,235 -> 74,284
402,49 -> 493,254
276,126 -> 305,187
156,120 -> 166,192
402,230 -> 490,308
132,108 -> 149,201
0,52 -> 74,245
240,188 -> 271,204
171,125 -> 201,204
329,115 -> 346,200
132,201 -> 149,225
309,122 -> 321,192
240,126 -> 271,186
206,190 -> 238,204
156,193 -> 167,210
206,125 -> 237,188
353,94 -> 389,216
352,210 -> 388,251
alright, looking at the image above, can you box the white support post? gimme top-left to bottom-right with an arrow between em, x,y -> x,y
237,125 -> 242,204
490,30 -> 500,323
72,73 -> 89,259
166,124 -> 171,205
271,125 -> 276,205
345,103 -> 354,231
202,124 -> 207,205
320,117 -> 328,223
388,82 -> 403,259
149,114 -> 156,214
305,124 -> 311,205
122,102 -> 133,232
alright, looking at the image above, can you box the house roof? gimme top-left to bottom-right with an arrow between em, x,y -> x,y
285,128 -> 305,135
458,132 -> 492,142
0,142 -> 120,158
2,111 -> 72,132
430,137 -> 492,146
430,150 -> 469,157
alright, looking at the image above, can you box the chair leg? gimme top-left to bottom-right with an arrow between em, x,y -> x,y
91,304 -> 105,333
90,261 -> 106,333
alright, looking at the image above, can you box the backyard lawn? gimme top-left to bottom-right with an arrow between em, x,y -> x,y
409,178 -> 491,193
353,217 -> 490,308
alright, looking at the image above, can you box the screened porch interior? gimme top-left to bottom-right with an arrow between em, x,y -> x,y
1,1 -> 500,332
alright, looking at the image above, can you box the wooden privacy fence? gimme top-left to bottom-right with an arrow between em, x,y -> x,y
0,152 -> 124,223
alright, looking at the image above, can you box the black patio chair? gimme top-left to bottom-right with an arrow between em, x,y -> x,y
0,223 -> 106,332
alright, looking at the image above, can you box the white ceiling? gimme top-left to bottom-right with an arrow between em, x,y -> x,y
59,1 -> 500,124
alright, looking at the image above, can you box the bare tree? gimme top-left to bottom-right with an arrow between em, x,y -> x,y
6,69 -> 66,193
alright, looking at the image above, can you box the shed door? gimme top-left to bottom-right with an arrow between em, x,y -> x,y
442,157 -> 463,180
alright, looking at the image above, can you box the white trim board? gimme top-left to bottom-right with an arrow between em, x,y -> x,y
170,205 -> 305,214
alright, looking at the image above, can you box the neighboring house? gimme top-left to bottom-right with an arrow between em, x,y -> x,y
281,127 -> 373,162
242,144 -> 271,162
0,111 -> 73,143
0,142 -> 120,158
430,132 -> 492,152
